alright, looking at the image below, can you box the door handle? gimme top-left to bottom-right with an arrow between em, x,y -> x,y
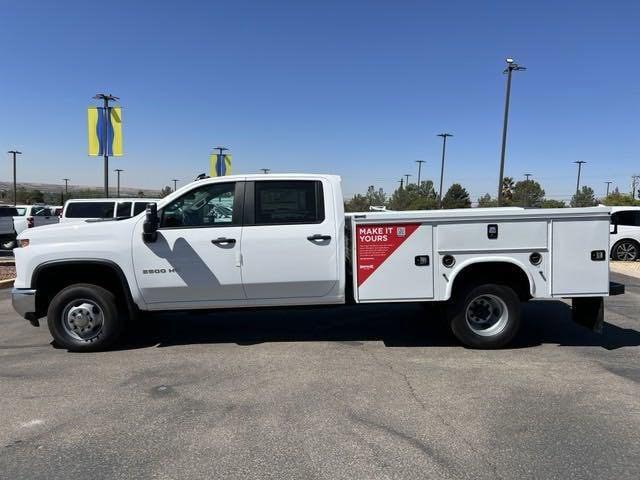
307,234 -> 331,241
211,237 -> 236,246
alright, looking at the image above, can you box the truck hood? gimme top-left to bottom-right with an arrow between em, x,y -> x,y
17,217 -> 137,243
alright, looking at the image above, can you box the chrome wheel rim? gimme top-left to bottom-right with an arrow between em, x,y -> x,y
465,294 -> 509,337
62,299 -> 104,341
616,243 -> 637,261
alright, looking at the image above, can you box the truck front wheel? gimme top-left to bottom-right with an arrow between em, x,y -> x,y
448,284 -> 521,348
47,284 -> 124,352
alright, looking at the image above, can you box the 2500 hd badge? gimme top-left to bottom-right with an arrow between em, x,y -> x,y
142,268 -> 176,274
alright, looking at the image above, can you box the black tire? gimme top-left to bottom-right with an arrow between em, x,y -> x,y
448,283 -> 521,349
47,283 -> 124,352
611,240 -> 639,262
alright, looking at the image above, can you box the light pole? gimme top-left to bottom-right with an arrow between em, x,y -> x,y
404,174 -> 412,186
62,178 -> 70,202
93,94 -> 119,197
604,181 -> 612,197
114,169 -> 123,197
497,58 -> 526,206
437,133 -> 453,208
574,161 -> 586,195
415,160 -> 425,188
8,150 -> 22,205
398,178 -> 404,190
260,168 -> 270,174
523,173 -> 533,207
172,179 -> 179,191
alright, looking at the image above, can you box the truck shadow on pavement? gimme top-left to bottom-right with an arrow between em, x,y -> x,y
119,300 -> 640,351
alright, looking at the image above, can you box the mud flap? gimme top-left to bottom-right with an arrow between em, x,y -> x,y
572,297 -> 604,333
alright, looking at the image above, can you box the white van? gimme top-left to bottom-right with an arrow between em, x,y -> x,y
610,206 -> 640,261
60,198 -> 160,223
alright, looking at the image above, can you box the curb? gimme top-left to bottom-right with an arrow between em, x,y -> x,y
0,278 -> 15,289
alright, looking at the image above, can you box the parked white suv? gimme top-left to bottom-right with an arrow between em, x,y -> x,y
610,206 -> 640,261
60,198 -> 160,223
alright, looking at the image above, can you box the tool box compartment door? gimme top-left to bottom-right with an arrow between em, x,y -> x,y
356,223 -> 434,301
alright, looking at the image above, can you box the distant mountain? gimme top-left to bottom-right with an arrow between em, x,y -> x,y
0,181 -> 161,198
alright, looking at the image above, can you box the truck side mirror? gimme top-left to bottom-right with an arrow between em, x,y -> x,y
143,203 -> 159,243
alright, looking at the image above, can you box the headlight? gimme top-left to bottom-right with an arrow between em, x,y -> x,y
18,239 -> 30,248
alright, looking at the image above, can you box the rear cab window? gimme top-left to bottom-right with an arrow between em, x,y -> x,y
0,207 -> 19,217
32,207 -> 52,217
252,180 -> 324,225
65,202 -> 115,219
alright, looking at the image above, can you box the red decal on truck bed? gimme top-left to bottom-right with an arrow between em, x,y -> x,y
356,223 -> 420,286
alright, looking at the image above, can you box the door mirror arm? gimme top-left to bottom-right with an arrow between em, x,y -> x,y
143,203 -> 159,243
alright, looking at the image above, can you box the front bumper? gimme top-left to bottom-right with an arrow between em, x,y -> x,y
11,288 -> 38,326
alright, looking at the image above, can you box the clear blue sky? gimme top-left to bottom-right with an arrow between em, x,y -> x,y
1,0 -> 638,201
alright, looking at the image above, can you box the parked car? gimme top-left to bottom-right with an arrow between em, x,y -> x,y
12,174 -> 623,352
13,204 -> 59,237
610,206 -> 640,261
0,206 -> 19,249
60,198 -> 160,223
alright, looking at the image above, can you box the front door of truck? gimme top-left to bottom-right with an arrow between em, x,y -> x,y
240,179 -> 339,299
132,181 -> 245,307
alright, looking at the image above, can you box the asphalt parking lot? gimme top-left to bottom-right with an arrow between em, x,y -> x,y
1,273 -> 639,480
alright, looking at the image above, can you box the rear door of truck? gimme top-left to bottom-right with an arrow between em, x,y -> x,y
240,178 -> 340,299
352,220 -> 434,302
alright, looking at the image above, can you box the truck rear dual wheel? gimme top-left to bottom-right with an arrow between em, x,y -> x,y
47,284 -> 124,352
448,284 -> 521,349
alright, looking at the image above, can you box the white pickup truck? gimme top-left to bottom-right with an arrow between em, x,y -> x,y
12,174 -> 624,351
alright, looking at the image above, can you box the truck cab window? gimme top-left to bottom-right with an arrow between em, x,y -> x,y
161,182 -> 236,228
32,207 -> 52,217
254,181 -> 324,225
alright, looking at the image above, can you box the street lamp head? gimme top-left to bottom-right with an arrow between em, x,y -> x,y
506,58 -> 514,64
8,150 -> 22,155
437,133 -> 453,138
93,93 -> 119,102
214,146 -> 229,152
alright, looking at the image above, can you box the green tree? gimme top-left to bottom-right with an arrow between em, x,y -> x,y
408,195 -> 438,210
501,177 -> 515,204
387,186 -> 412,210
600,191 -> 640,206
512,180 -> 545,207
344,194 -> 370,212
137,190 -> 145,198
365,185 -> 386,207
477,193 -> 498,207
160,186 -> 173,198
442,183 -> 471,209
571,186 -> 598,207
541,199 -> 566,208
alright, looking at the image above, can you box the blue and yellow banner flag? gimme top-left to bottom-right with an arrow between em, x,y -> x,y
209,153 -> 232,176
87,107 -> 123,156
